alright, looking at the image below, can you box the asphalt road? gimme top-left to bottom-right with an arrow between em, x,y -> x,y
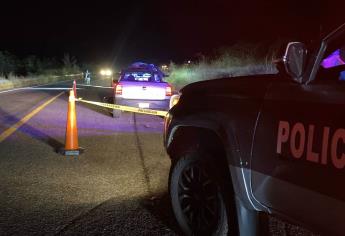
0,78 -> 318,236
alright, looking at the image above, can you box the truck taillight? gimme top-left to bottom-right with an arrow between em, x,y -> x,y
112,81 -> 117,88
166,85 -> 172,96
115,84 -> 122,95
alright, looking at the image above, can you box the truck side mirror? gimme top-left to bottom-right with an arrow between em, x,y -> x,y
283,42 -> 307,83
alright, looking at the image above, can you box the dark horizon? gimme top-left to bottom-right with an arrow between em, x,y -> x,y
0,0 -> 343,67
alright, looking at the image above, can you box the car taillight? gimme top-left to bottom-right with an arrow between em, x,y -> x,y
115,84 -> 122,95
166,85 -> 172,96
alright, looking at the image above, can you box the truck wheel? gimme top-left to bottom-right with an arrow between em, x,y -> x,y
169,152 -> 236,235
112,109 -> 122,118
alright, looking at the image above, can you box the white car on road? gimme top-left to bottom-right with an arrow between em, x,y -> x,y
113,62 -> 172,117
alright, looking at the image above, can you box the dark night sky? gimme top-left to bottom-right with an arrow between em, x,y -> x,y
0,0 -> 344,67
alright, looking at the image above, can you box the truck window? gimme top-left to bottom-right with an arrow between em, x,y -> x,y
121,72 -> 152,82
120,71 -> 163,82
318,47 -> 345,81
321,49 -> 345,69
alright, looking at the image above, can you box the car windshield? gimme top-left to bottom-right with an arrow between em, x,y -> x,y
121,71 -> 163,82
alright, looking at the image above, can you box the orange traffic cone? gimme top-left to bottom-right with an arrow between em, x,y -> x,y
59,90 -> 83,156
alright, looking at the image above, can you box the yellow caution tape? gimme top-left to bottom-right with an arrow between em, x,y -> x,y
77,98 -> 168,117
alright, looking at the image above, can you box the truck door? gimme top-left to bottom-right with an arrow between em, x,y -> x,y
251,57 -> 345,234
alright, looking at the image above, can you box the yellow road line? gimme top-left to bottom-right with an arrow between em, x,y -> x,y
0,92 -> 64,143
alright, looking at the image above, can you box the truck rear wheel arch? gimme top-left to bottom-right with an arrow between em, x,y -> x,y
168,126 -> 239,235
167,126 -> 263,235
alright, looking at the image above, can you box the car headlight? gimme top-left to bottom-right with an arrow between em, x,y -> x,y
100,69 -> 113,76
105,70 -> 112,76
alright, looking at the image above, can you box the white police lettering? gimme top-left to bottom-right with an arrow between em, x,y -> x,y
277,121 -> 345,169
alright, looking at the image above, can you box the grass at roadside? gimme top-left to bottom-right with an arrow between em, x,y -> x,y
0,51 -> 83,90
166,43 -> 281,90
0,74 -> 83,90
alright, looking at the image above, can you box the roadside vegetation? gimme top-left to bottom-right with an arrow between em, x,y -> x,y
166,42 -> 282,89
0,52 -> 82,90
0,42 -> 284,90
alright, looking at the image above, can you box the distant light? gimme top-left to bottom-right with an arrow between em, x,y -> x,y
100,69 -> 113,76
187,60 -> 191,64
105,70 -> 112,76
161,64 -> 168,70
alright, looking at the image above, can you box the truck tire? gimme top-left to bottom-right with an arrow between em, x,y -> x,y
169,151 -> 238,235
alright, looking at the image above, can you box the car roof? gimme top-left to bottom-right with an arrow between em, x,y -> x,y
122,62 -> 164,75
122,68 -> 152,73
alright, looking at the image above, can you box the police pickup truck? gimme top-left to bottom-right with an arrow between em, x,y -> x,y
164,23 -> 345,235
